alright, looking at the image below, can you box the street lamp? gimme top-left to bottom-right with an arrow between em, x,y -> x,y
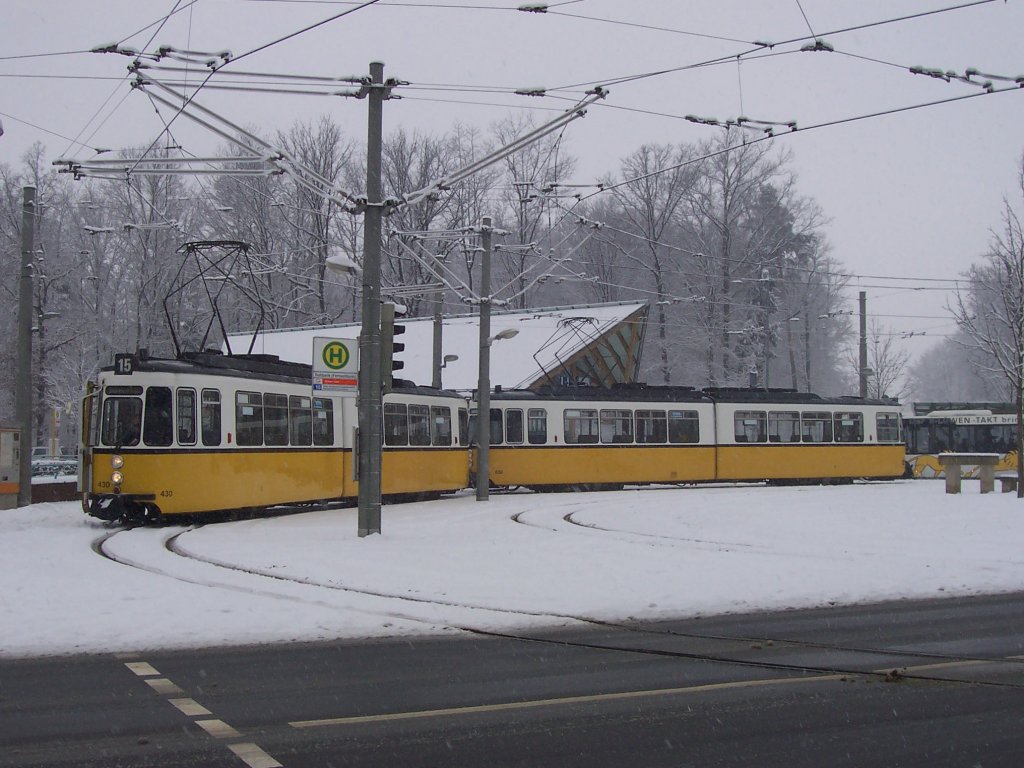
436,353 -> 458,388
476,327 -> 519,501
326,249 -> 361,277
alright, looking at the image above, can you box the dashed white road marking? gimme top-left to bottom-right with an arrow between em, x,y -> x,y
227,742 -> 284,768
127,658 -> 284,766
144,677 -> 185,696
124,661 -> 161,677
169,697 -> 213,717
195,718 -> 242,739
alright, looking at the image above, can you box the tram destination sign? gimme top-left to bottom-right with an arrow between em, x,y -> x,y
312,337 -> 359,392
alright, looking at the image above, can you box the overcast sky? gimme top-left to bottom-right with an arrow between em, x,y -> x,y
3,0 -> 1023,361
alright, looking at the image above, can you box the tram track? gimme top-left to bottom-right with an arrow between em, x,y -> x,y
92,521 -> 1024,691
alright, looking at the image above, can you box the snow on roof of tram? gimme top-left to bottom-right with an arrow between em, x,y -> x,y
226,301 -> 647,391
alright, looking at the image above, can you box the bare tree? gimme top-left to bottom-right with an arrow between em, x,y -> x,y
678,134 -> 799,385
608,143 -> 693,383
489,115 -> 577,309
850,319 -> 910,400
950,154 -> 1024,495
274,117 -> 356,326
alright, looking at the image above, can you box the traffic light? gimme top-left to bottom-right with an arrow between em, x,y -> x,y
380,301 -> 407,392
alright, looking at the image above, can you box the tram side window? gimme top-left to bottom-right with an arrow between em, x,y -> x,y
289,395 -> 313,446
384,403 -> 408,446
668,410 -> 700,443
834,412 -> 864,443
564,409 -> 599,444
768,411 -> 800,443
101,396 -> 142,447
505,409 -> 524,444
143,386 -> 174,447
490,408 -> 504,446
601,409 -> 634,444
409,404 -> 431,446
876,412 -> 901,444
733,410 -> 766,444
801,412 -> 833,443
432,406 -> 453,446
236,392 -> 264,446
313,398 -> 334,446
264,393 -> 289,446
527,408 -> 548,444
636,410 -> 667,444
459,408 -> 469,446
201,389 -> 221,446
176,388 -> 197,445
466,408 -> 505,445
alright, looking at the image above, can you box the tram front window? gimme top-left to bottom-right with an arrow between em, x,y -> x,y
101,397 -> 143,447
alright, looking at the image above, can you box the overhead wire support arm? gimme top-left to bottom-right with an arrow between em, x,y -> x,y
132,62 -> 371,95
910,64 -> 1023,91
144,81 -> 368,98
736,116 -> 798,135
152,46 -> 233,68
686,114 -> 797,136
400,86 -> 607,207
134,63 -> 370,84
964,68 -> 1024,87
389,234 -> 477,299
132,74 -> 362,209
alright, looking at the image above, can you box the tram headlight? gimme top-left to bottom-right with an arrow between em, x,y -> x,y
111,470 -> 124,485
111,455 -> 124,469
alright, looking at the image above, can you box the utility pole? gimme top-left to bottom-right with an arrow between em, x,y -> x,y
357,61 -> 386,537
431,252 -> 444,389
759,267 -> 771,390
16,186 -> 36,508
476,216 -> 493,501
859,291 -> 868,398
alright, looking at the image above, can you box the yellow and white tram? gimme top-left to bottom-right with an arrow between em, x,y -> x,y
79,350 -> 907,522
478,386 -> 906,490
79,351 -> 469,522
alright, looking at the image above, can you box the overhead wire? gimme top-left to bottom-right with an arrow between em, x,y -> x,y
581,81 -> 1024,201
31,0 -> 1010,341
552,0 -> 1003,91
55,0 -> 191,161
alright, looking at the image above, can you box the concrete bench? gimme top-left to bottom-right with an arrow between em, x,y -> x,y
937,453 -> 1000,494
998,475 -> 1018,494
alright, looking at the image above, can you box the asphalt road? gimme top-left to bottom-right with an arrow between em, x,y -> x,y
3,593 -> 1024,768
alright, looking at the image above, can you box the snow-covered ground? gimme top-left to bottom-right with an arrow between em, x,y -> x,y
3,480 -> 1023,658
